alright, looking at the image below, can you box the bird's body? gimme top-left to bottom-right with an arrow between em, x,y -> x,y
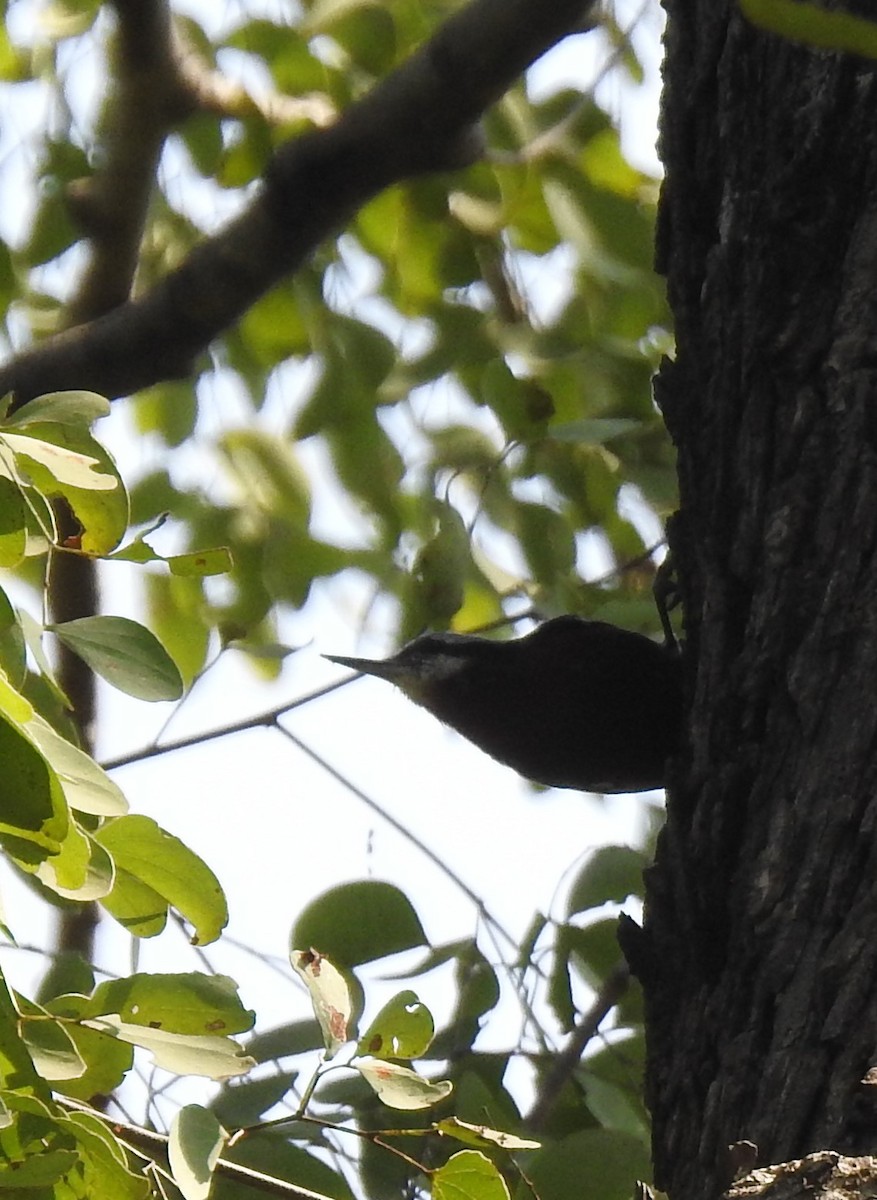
326,615 -> 684,793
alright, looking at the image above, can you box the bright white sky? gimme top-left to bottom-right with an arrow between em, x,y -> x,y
0,0 -> 665,1128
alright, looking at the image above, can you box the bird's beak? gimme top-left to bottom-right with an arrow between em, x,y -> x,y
323,653 -> 406,682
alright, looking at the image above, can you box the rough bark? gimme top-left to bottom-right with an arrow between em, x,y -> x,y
643,3 -> 877,1198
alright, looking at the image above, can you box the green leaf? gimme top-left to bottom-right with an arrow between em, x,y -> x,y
168,548 -> 233,576
0,589 -> 25,688
524,1129 -> 650,1200
290,949 -> 352,1059
0,664 -> 34,724
0,423 -> 127,554
0,1147 -> 78,1187
0,476 -> 25,567
740,0 -> 877,58
353,1057 -> 453,1110
42,1000 -> 134,1102
4,390 -> 111,428
566,845 -> 647,916
357,989 -> 435,1059
96,815 -> 228,945
134,379 -> 198,447
216,1134 -> 354,1200
169,1105 -> 227,1200
237,285 -> 310,368
548,418 -> 639,444
51,615 -> 184,701
110,529 -> 232,578
85,973 -> 254,1036
434,1150 -> 509,1200
145,572 -> 211,686
408,502 -> 470,629
0,709 -> 68,864
99,865 -> 168,938
244,1019 -> 324,1062
17,997 -> 86,1082
17,609 -> 70,709
36,820 -> 114,902
291,880 -> 427,967
0,972 -> 51,1096
210,1070 -> 299,1127
514,501 -> 576,584
58,1108 -> 150,1199
220,428 -> 311,523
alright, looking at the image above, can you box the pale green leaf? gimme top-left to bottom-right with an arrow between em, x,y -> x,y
436,1119 -> 541,1151
26,711 -> 127,815
548,418 -> 639,444
169,1105 -> 227,1200
17,608 -> 70,707
85,1015 -> 255,1079
19,1012 -> 86,1082
0,968 -> 50,1096
290,949 -> 352,1059
353,1057 -> 452,1110
0,420 -> 128,554
0,430 -> 116,490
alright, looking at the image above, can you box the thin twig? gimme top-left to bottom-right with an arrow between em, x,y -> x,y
99,677 -> 352,772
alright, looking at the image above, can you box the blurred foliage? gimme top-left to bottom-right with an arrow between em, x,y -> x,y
3,0 -> 675,671
0,0 -> 673,1196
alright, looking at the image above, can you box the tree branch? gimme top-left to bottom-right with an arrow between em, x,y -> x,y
0,0 -> 594,406
525,962 -> 630,1132
57,1097 -> 341,1200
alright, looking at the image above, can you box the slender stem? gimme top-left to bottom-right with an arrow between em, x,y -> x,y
240,1111 -> 431,1177
99,677 -> 353,772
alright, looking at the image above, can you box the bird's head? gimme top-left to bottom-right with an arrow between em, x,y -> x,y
324,631 -> 488,707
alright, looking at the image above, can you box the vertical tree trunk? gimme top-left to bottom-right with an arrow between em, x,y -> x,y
642,5 -> 877,1197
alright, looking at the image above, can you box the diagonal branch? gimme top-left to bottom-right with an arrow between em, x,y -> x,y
1,0 -> 594,406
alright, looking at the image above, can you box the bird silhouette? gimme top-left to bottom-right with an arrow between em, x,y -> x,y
326,615 -> 683,793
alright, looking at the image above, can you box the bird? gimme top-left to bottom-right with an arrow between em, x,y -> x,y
324,615 -> 684,794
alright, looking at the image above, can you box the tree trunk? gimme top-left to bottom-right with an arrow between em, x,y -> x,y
642,4 -> 877,1197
